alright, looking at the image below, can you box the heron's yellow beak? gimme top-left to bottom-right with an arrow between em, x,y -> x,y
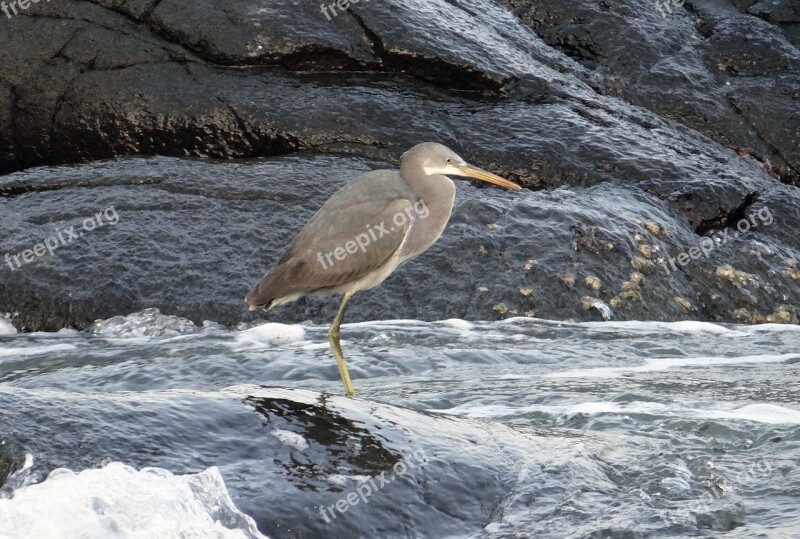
458,165 -> 522,190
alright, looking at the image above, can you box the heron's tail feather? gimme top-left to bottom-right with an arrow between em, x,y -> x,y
245,271 -> 279,311
247,256 -> 318,311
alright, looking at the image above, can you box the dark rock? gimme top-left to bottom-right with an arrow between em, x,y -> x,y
499,0 -> 800,185
1,153 -> 798,331
0,443 -> 24,494
0,0 -> 798,330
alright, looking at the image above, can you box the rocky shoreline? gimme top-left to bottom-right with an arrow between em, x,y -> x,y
0,0 -> 798,331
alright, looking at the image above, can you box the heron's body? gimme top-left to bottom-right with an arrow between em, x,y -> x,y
246,169 -> 456,309
246,143 -> 520,396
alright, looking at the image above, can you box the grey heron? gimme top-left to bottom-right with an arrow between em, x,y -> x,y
246,142 -> 521,396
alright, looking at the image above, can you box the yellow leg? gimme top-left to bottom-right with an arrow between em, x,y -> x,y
328,292 -> 355,397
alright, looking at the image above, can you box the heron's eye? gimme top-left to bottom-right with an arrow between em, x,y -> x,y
446,158 -> 453,164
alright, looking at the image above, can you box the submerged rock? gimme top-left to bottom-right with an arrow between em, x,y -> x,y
0,386 -> 594,538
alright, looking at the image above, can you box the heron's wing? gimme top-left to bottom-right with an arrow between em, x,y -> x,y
246,171 -> 416,307
284,170 -> 414,261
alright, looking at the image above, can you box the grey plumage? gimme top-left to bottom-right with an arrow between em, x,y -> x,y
245,171 -> 420,310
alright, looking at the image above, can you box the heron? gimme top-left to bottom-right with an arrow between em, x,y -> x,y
245,142 -> 521,396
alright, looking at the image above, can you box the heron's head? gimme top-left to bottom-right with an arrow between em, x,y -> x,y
401,142 -> 521,190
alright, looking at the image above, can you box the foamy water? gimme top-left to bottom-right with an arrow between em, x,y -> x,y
0,463 -> 267,539
0,315 -> 16,335
1,310 -> 799,538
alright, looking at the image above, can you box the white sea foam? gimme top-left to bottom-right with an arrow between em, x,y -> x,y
745,323 -> 800,332
439,319 -> 474,331
348,319 -> 422,327
236,323 -> 307,346
660,321 -> 732,334
0,343 -> 77,359
0,314 -> 17,335
706,403 -> 800,424
326,473 -> 372,487
271,429 -> 309,451
89,308 -> 198,338
442,400 -> 800,425
0,462 -> 268,539
19,315 -> 798,339
573,320 -> 735,334
546,353 -> 800,379
21,453 -> 33,472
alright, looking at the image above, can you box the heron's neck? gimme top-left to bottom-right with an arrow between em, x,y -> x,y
398,165 -> 456,260
401,165 -> 454,209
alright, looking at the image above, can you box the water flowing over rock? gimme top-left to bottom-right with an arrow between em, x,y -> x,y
0,385 -> 575,538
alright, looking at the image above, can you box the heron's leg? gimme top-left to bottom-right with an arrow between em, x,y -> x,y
328,292 -> 355,397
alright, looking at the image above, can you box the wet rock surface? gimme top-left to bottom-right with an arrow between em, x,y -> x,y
0,386 -> 556,539
2,152 -> 798,331
0,0 -> 798,330
500,0 -> 800,185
